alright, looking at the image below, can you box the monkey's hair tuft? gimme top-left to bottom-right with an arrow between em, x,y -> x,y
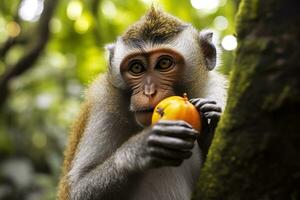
122,6 -> 188,45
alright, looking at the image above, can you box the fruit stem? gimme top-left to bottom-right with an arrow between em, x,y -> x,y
183,93 -> 188,101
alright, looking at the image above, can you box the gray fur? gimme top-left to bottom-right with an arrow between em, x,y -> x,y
67,71 -> 226,200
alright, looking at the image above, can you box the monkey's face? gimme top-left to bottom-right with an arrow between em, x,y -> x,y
121,48 -> 185,127
107,8 -> 217,127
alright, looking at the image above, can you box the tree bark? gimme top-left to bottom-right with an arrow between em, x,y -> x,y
193,0 -> 300,199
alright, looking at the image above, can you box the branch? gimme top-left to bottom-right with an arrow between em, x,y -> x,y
89,0 -> 103,45
0,0 -> 22,58
0,0 -> 58,107
0,39 -> 17,58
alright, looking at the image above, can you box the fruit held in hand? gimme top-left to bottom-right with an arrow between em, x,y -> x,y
152,93 -> 201,132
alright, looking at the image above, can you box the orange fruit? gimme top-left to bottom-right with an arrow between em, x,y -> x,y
152,93 -> 201,132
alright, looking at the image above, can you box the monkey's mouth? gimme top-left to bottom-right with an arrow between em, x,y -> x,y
135,107 -> 154,113
134,107 -> 155,127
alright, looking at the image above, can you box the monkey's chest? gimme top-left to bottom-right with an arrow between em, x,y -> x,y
131,144 -> 202,200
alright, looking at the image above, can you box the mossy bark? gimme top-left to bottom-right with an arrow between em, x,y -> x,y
193,0 -> 300,199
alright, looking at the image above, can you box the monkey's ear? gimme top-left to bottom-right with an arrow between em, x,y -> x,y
199,31 -> 216,70
105,43 -> 115,66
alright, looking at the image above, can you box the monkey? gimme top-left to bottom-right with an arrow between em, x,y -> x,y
58,7 -> 227,200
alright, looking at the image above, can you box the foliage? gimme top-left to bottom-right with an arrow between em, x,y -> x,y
0,0 -> 236,199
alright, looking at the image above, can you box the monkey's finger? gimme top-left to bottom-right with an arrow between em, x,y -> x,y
148,135 -> 195,150
203,111 -> 221,120
156,120 -> 193,129
149,147 -> 192,160
189,98 -> 205,104
190,98 -> 216,108
190,98 -> 216,104
199,104 -> 222,113
153,125 -> 197,140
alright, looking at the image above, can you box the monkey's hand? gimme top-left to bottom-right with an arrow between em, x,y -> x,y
189,98 -> 222,157
190,98 -> 222,130
122,120 -> 198,171
146,120 -> 198,168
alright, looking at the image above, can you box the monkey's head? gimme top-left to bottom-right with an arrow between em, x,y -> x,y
106,7 -> 217,127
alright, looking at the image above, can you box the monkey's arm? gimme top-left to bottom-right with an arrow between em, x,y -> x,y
69,120 -> 197,200
69,133 -> 144,200
190,98 -> 222,159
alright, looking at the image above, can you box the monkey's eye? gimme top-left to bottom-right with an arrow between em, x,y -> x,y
129,62 -> 145,75
156,57 -> 173,71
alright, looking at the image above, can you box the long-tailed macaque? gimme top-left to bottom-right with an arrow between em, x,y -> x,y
58,7 -> 227,200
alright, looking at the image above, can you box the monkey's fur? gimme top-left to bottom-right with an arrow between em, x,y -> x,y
58,7 -> 227,200
123,7 -> 186,44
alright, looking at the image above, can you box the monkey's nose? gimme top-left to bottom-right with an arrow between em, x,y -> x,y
143,84 -> 156,98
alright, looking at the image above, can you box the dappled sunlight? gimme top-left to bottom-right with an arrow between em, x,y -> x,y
101,1 -> 117,19
19,0 -> 44,22
190,0 -> 227,14
6,21 -> 21,38
221,35 -> 237,51
214,16 -> 228,31
66,0 -> 82,20
74,13 -> 92,34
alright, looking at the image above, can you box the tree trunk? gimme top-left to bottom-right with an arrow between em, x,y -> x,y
193,0 -> 300,199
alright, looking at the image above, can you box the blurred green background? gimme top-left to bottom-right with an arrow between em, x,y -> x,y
0,0 -> 237,199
